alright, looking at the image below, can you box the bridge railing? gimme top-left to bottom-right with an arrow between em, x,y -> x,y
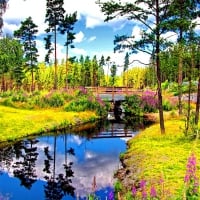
85,86 -> 143,95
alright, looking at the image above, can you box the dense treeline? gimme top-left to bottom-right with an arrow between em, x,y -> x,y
0,0 -> 199,92
0,36 -> 200,91
0,0 -> 200,134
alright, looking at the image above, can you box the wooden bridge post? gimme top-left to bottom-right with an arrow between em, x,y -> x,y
112,86 -> 114,101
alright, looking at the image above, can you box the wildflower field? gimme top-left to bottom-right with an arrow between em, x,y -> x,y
115,117 -> 200,199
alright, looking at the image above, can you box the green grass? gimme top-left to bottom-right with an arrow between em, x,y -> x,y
0,105 -> 98,142
120,117 -> 200,199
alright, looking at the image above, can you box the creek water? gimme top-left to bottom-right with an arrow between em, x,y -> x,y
0,118 -> 147,200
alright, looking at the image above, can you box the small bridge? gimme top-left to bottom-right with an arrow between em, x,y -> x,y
91,121 -> 135,139
85,86 -> 143,101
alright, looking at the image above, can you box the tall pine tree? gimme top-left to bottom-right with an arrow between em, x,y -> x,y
44,0 -> 65,89
97,0 -> 175,133
167,0 -> 200,115
58,12 -> 77,88
0,0 -> 8,36
14,17 -> 39,91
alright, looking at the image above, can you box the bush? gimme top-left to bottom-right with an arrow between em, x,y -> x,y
162,100 -> 174,111
141,90 -> 158,113
64,95 -> 108,116
1,98 -> 14,107
123,95 -> 142,116
64,96 -> 90,112
11,91 -> 28,102
0,90 -> 13,98
31,91 -> 65,108
45,93 -> 65,107
161,80 -> 170,90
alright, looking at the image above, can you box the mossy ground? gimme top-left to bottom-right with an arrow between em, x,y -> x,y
0,105 -> 98,142
118,113 -> 200,199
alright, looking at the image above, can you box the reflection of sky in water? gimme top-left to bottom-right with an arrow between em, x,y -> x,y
0,132 -> 128,199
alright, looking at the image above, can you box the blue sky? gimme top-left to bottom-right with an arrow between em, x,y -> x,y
2,0 -> 151,74
2,0 -> 200,74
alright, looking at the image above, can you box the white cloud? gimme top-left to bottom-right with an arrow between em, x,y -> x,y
129,52 -> 150,67
4,0 -> 47,35
36,40 -> 65,63
0,0 -> 152,66
131,26 -> 142,41
161,31 -> 178,42
88,36 -> 96,42
2,135 -> 120,198
36,40 -> 46,62
74,31 -> 85,43
71,47 -> 87,56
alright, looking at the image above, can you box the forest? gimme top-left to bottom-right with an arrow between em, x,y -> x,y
0,0 -> 200,199
0,0 -> 200,135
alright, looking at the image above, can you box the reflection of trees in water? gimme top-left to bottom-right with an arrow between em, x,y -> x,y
0,135 -> 76,199
43,135 -> 75,200
70,121 -> 104,139
12,139 -> 39,189
0,145 -> 15,174
123,116 -> 154,131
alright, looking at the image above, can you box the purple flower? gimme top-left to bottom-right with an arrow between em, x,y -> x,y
140,180 -> 147,199
184,153 -> 199,196
96,96 -> 105,106
140,179 -> 146,189
184,153 -> 197,184
108,190 -> 114,200
79,86 -> 88,95
141,90 -> 158,112
150,185 -> 157,198
141,190 -> 147,199
132,186 -> 137,197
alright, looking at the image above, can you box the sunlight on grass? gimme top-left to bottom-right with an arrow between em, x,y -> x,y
122,119 -> 200,198
0,105 -> 98,142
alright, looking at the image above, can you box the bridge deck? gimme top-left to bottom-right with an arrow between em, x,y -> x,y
85,86 -> 143,101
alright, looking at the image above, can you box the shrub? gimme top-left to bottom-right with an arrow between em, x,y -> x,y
0,90 -> 13,98
1,98 -> 14,107
45,92 -> 65,107
141,90 -> 158,113
30,91 -> 65,108
64,96 -> 90,112
162,100 -> 174,111
11,91 -> 28,102
161,80 -> 170,90
64,95 -> 108,116
123,95 -> 142,116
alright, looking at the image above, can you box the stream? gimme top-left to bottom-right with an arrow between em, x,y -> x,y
0,118 -> 147,200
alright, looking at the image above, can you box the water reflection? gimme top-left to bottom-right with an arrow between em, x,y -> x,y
0,119 -> 144,200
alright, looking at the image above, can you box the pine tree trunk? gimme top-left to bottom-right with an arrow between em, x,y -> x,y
65,38 -> 69,89
156,0 -> 165,134
195,66 -> 200,125
54,23 -> 58,90
178,50 -> 183,115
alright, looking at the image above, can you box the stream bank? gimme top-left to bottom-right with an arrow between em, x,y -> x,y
114,114 -> 199,199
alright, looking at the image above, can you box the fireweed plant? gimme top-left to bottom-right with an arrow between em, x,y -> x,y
184,153 -> 199,199
124,153 -> 199,200
87,153 -> 199,200
64,87 -> 109,116
122,90 -> 159,116
140,90 -> 158,113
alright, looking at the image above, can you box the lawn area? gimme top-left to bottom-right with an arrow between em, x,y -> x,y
0,105 -> 98,142
118,115 -> 200,199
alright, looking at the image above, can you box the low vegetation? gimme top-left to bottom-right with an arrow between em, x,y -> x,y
112,112 -> 200,199
0,88 -> 109,143
0,85 -> 199,199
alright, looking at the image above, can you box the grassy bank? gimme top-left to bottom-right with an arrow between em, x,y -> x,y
118,114 -> 200,199
0,105 -> 98,142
